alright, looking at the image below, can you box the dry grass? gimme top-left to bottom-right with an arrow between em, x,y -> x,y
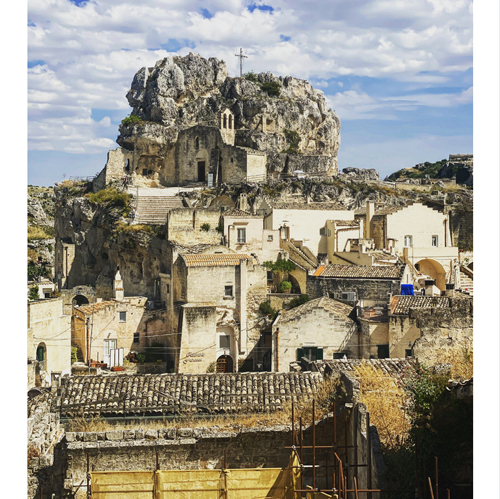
436,346 -> 473,381
351,363 -> 411,449
115,222 -> 154,234
28,226 -> 53,241
65,377 -> 341,433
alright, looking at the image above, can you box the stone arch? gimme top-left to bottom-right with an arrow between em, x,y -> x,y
72,294 -> 89,306
415,258 -> 447,291
288,273 -> 303,294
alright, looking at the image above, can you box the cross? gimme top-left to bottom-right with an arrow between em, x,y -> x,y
235,48 -> 248,77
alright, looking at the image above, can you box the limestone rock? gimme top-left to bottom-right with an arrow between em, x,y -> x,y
118,53 -> 341,172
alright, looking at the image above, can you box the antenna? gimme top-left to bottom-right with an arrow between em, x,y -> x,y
234,48 -> 248,77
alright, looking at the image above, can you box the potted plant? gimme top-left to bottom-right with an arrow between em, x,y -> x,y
280,280 -> 292,294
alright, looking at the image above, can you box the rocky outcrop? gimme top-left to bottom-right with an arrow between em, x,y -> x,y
341,168 -> 379,181
117,53 -> 340,172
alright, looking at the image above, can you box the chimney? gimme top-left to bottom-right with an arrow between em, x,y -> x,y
425,279 -> 436,296
366,201 -> 375,239
114,268 -> 124,301
239,193 -> 248,212
445,283 -> 455,297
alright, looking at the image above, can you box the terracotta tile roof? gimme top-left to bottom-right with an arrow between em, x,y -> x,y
330,219 -> 359,226
313,264 -> 405,279
271,201 -> 346,211
280,297 -> 354,324
77,300 -> 117,315
310,358 -> 419,377
222,209 -> 262,218
58,372 -> 325,416
390,295 -> 449,315
181,254 -> 253,267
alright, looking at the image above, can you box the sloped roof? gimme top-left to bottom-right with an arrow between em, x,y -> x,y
279,297 -> 353,324
222,209 -> 262,218
330,219 -> 359,226
271,201 -> 346,211
181,254 -> 253,267
390,295 -> 449,315
58,372 -> 325,416
77,300 -> 117,315
313,264 -> 405,280
170,242 -> 221,254
311,358 -> 419,377
355,206 -> 404,216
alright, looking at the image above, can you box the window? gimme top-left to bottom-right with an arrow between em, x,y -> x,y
104,339 -> 117,356
219,335 -> 231,348
297,347 -> 323,361
319,227 -> 327,236
405,349 -> 412,358
267,235 -> 273,241
404,235 -> 412,247
237,228 -> 246,243
119,311 -> 126,322
166,284 -> 170,294
142,168 -> 148,176
341,292 -> 356,301
229,115 -> 233,129
224,286 -> 233,297
195,137 -> 199,149
133,333 -> 140,344
267,271 -> 273,281
431,235 -> 438,247
223,114 -> 227,128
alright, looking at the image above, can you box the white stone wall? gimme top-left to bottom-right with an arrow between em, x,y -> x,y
387,203 -> 452,252
28,299 -> 72,380
246,152 -> 267,182
269,208 -> 354,256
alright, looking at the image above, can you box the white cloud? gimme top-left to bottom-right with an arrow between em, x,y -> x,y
27,0 -> 472,154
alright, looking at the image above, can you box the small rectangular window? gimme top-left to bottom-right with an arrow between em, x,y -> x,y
237,228 -> 246,243
319,227 -> 327,236
267,271 -> 273,281
404,235 -> 412,247
119,311 -> 126,322
224,286 -> 233,297
431,235 -> 438,247
267,235 -> 273,241
142,168 -> 148,176
219,335 -> 231,348
166,284 -> 170,293
133,333 -> 140,344
405,349 -> 412,358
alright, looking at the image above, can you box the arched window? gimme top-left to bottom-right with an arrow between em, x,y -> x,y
195,137 -> 199,149
223,114 -> 227,129
229,115 -> 233,129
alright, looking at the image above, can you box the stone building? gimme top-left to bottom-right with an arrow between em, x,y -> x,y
72,271 -> 168,367
161,253 -> 268,373
272,297 -> 357,371
93,107 -> 267,190
221,208 -> 281,264
355,201 -> 458,291
307,263 -> 409,307
27,298 -> 71,387
260,201 -> 354,259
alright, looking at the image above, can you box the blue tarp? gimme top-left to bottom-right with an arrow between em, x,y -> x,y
401,284 -> 414,296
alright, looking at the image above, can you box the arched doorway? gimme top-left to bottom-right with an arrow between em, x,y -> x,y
36,343 -> 46,364
216,355 -> 234,373
73,294 -> 89,306
415,259 -> 447,291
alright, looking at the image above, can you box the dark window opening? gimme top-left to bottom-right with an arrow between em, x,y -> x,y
267,271 -> 273,281
224,286 -> 233,297
142,168 -> 148,176
405,349 -> 412,358
377,344 -> 389,359
119,311 -> 126,322
197,161 -> 206,182
133,333 -> 140,344
223,114 -> 227,129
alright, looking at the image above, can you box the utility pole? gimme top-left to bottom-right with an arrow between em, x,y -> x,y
234,48 -> 248,77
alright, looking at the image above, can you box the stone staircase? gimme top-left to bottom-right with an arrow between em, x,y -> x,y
133,189 -> 185,225
459,271 -> 473,296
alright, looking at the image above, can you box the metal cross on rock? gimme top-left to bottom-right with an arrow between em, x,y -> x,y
235,48 -> 248,77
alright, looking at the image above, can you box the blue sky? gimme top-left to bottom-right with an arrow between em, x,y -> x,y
27,0 -> 473,185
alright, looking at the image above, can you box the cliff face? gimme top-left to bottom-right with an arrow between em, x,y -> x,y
117,53 -> 340,169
